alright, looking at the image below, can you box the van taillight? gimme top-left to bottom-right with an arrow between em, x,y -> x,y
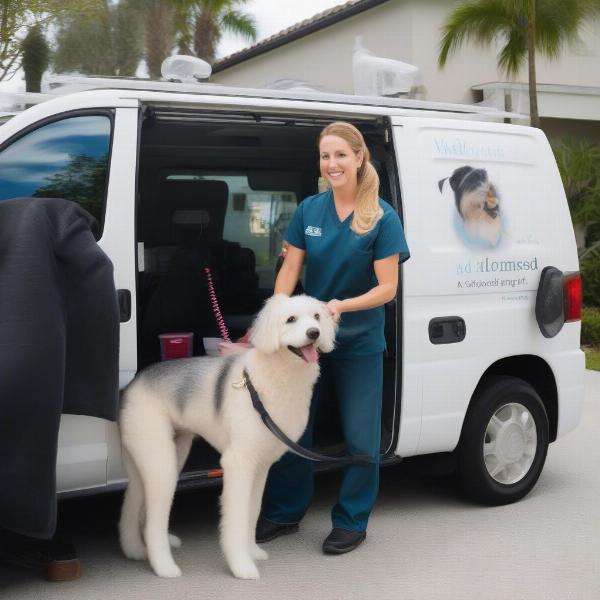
564,273 -> 582,322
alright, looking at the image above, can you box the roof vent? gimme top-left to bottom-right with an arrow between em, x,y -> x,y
161,55 -> 212,82
352,36 -> 420,97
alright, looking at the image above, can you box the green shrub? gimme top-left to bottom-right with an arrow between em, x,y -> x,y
581,253 -> 600,307
582,307 -> 600,346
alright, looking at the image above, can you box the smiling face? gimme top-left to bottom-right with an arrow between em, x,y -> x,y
279,295 -> 336,362
319,134 -> 363,192
249,295 -> 337,360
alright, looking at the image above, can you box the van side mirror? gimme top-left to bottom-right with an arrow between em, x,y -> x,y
535,266 -> 564,338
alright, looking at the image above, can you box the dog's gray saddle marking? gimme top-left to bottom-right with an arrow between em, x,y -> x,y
175,369 -> 200,414
214,356 -> 236,414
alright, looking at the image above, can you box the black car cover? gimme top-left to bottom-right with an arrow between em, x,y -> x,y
0,197 -> 119,539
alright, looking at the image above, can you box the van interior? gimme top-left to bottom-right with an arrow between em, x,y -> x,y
135,106 -> 402,475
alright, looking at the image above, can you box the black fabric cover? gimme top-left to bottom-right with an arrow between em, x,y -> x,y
0,197 -> 120,539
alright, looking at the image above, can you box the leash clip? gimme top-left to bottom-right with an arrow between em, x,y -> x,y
232,376 -> 247,389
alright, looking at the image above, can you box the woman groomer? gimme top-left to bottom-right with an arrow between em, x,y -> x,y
257,122 -> 410,554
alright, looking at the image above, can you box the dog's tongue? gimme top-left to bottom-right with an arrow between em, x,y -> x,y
300,344 -> 319,363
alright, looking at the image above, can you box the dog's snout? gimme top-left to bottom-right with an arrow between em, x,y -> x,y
306,328 -> 320,340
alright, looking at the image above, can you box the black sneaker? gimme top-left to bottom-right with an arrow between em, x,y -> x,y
255,517 -> 299,543
322,528 -> 366,555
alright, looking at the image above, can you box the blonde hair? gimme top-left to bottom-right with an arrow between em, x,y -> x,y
319,121 -> 382,235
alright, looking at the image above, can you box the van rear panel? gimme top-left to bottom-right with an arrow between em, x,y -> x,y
392,117 -> 583,456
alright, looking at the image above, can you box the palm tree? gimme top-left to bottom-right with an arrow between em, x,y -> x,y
143,0 -> 176,79
173,0 -> 257,64
53,0 -> 143,77
438,0 -> 600,128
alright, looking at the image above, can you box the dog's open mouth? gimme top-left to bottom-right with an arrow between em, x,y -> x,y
288,344 -> 319,363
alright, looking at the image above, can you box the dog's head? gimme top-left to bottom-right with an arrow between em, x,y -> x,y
249,294 -> 336,361
448,166 -> 491,218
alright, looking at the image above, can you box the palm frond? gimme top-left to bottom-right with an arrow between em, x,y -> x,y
580,238 -> 600,262
536,0 -> 585,59
438,0 -> 515,68
497,26 -> 527,76
220,9 -> 256,40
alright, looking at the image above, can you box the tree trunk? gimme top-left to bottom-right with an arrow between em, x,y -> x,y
574,223 -> 587,252
145,1 -> 174,79
527,0 -> 540,128
194,12 -> 218,65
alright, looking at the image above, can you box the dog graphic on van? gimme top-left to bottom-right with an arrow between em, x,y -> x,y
439,166 -> 502,248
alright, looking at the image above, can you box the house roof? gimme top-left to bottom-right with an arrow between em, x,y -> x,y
212,0 -> 391,73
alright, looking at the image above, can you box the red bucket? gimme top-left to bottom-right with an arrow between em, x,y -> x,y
159,332 -> 193,360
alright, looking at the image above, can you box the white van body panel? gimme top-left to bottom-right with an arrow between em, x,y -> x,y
392,117 -> 584,457
100,107 -> 139,389
99,108 -> 139,488
54,107 -> 139,493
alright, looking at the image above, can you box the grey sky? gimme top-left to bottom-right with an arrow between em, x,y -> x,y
217,0 -> 345,59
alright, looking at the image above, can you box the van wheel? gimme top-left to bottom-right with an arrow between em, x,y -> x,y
457,376 -> 549,505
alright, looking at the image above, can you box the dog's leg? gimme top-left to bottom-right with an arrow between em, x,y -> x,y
220,450 -> 260,579
248,465 -> 269,562
166,431 -> 195,550
119,449 -> 147,560
130,415 -> 182,578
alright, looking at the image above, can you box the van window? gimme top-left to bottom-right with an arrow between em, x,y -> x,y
0,115 -> 112,227
163,172 -> 297,289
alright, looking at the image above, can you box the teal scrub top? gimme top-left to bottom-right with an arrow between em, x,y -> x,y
284,190 -> 410,356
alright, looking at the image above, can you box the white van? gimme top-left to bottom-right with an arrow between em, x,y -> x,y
0,76 -> 584,507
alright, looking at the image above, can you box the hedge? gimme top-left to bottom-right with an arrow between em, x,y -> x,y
582,307 -> 600,346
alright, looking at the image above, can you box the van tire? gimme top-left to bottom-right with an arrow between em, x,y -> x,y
457,376 -> 549,506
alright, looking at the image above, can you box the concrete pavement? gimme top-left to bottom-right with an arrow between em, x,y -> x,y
1,370 -> 599,600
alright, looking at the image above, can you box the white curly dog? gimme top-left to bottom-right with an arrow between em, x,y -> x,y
118,294 -> 336,579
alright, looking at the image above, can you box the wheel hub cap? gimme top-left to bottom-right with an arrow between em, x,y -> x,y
483,403 -> 537,485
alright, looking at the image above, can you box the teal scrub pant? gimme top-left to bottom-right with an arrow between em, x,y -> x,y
262,352 -> 383,532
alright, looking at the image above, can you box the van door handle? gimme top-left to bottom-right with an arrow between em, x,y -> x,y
428,317 -> 466,344
117,289 -> 131,322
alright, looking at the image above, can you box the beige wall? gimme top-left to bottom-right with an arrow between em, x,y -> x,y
211,0 -> 600,106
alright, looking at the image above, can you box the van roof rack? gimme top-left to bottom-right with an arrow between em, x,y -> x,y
2,74 -> 525,120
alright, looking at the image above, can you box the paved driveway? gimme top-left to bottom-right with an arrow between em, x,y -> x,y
2,371 -> 599,600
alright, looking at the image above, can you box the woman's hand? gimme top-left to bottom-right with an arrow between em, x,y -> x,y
326,299 -> 345,322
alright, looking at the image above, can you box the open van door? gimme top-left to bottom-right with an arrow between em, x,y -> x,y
100,106 -> 140,490
60,104 -> 140,493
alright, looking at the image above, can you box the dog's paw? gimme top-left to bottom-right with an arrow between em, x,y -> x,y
249,544 -> 268,561
121,540 -> 147,561
229,558 -> 260,580
168,533 -> 182,549
152,559 -> 182,578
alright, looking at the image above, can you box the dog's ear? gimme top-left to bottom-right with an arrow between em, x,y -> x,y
438,178 -> 447,193
250,294 -> 286,354
317,303 -> 337,354
449,166 -> 473,192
